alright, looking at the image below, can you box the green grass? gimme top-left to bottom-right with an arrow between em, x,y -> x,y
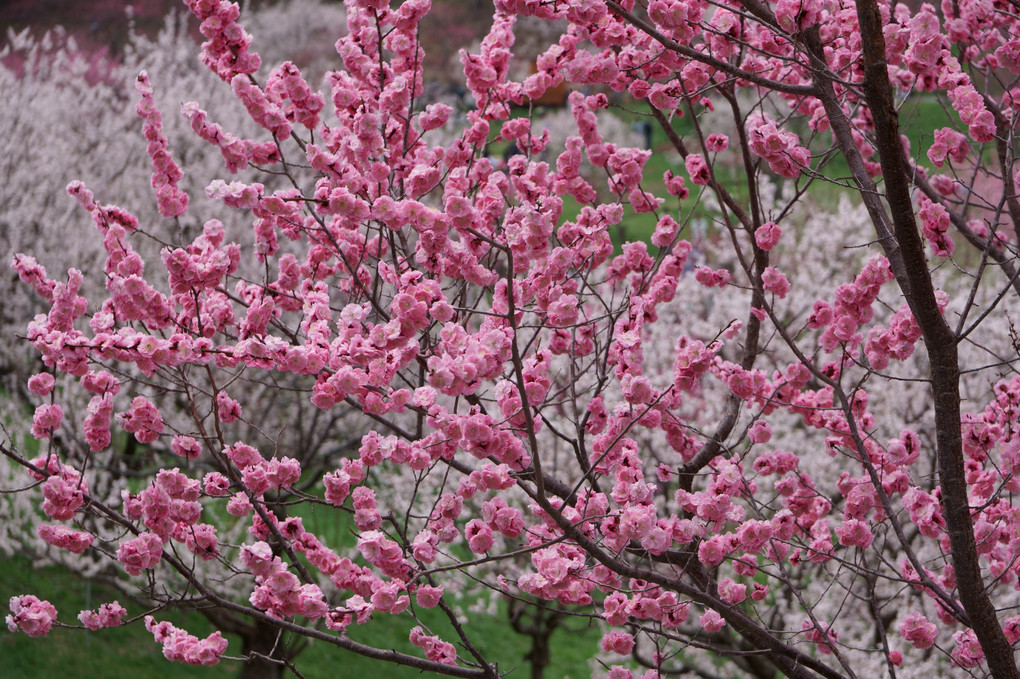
0,552 -> 600,679
295,599 -> 600,679
0,555 -> 233,679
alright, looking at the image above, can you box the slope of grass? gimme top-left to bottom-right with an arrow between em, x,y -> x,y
0,555 -> 233,679
0,554 -> 600,678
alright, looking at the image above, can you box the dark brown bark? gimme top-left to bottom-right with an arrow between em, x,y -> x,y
508,599 -> 564,679
237,618 -> 288,679
851,0 -> 1019,676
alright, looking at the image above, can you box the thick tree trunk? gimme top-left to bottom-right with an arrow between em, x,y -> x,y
849,1 -> 1020,675
509,598 -> 562,679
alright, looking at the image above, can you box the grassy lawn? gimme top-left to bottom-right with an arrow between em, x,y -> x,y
0,553 -> 600,678
0,555 -> 233,679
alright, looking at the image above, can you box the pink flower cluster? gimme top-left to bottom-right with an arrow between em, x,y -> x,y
864,303 -> 924,370
7,595 -> 57,637
754,221 -> 782,251
694,266 -> 731,288
951,629 -> 984,668
145,616 -> 229,665
84,393 -> 114,452
31,403 -> 62,440
775,0 -> 823,32
927,127 -> 970,166
232,75 -> 292,140
116,532 -> 164,576
34,457 -> 88,521
801,618 -> 838,654
123,468 -> 204,544
27,372 -> 55,396
115,396 -> 164,444
357,530 -> 408,580
170,435 -> 202,460
323,458 -> 366,506
182,102 -> 280,173
37,524 -> 94,554
917,196 -> 955,257
762,267 -> 790,299
599,583 -> 697,628
135,71 -> 188,218
648,0 -> 704,42
162,219 -> 240,295
12,254 -> 56,301
898,610 -> 938,649
672,337 -> 716,393
746,112 -> 810,178
685,153 -> 710,185
266,61 -> 325,131
78,602 -> 126,630
240,455 -> 301,495
409,626 -> 457,665
427,324 -> 512,398
240,542 -> 328,619
940,55 -> 996,143
601,630 -> 635,655
809,254 -> 894,352
185,0 -> 261,81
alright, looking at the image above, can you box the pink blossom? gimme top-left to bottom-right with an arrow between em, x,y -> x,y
27,373 -> 55,396
746,112 -> 810,178
898,611 -> 938,649
226,492 -> 253,517
41,471 -> 87,521
78,602 -> 126,630
762,267 -> 790,299
37,524 -> 94,554
715,577 -> 745,605
699,609 -> 726,633
694,266 -> 730,288
754,222 -> 782,251
465,519 -> 495,554
184,524 -> 220,560
835,519 -> 873,548
135,71 -> 189,217
603,592 -> 630,625
951,629 -> 984,668
409,626 -> 457,665
216,392 -> 242,423
31,404 -> 63,440
145,616 -> 228,665
685,154 -> 710,185
84,393 -> 114,451
203,472 -> 231,496
748,420 -> 772,444
706,133 -> 729,152
116,396 -> 164,444
171,435 -> 202,460
415,585 -> 444,609
801,618 -> 838,654
927,127 -> 970,167
7,595 -> 57,637
117,533 -> 164,576
601,630 -> 635,655
697,535 -> 730,567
